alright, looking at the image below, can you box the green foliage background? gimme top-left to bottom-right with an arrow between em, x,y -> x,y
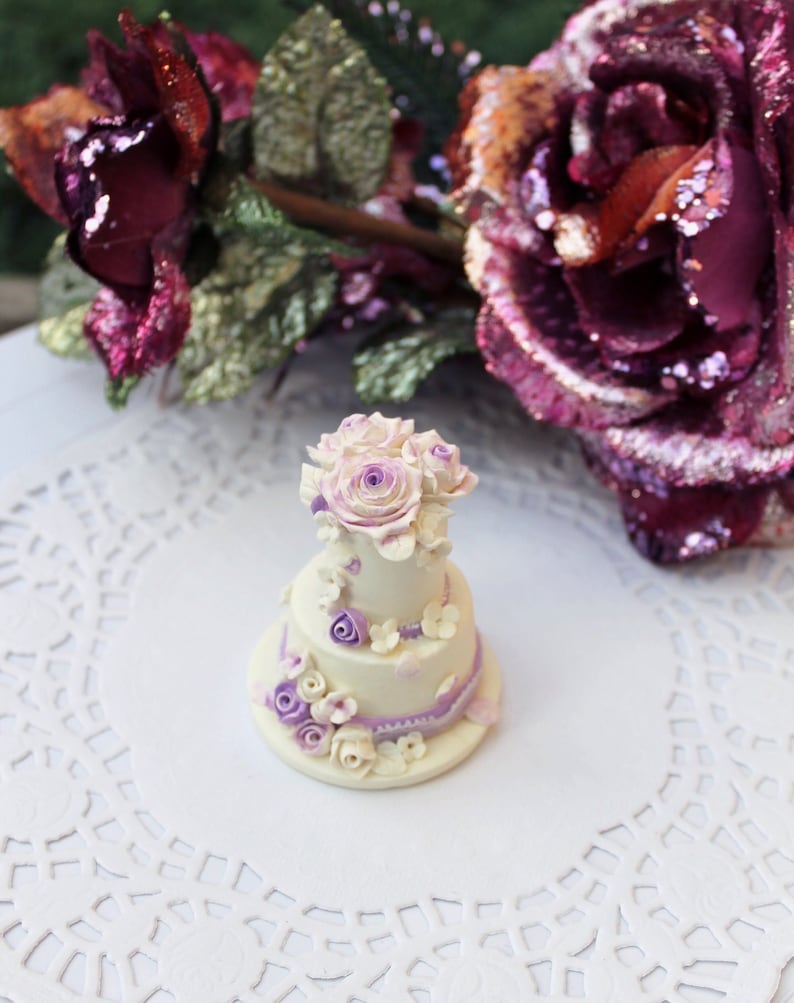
0,0 -> 570,274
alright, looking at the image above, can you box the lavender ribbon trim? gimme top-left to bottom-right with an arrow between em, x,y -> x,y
352,633 -> 483,741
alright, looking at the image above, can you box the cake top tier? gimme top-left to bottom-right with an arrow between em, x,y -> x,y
299,413 -> 477,563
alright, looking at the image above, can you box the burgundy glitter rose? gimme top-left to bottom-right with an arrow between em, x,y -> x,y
448,0 -> 794,562
329,608 -> 369,646
0,11 -> 259,383
271,680 -> 311,726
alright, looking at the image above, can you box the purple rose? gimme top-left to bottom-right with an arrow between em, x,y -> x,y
271,680 -> 311,726
449,0 -> 794,563
329,608 -> 369,646
294,719 -> 334,757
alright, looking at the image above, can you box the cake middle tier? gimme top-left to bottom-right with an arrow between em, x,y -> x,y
286,555 -> 477,719
319,528 -> 448,624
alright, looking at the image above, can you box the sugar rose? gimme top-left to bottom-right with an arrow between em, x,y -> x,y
448,0 -> 794,562
318,453 -> 423,558
308,412 -> 415,468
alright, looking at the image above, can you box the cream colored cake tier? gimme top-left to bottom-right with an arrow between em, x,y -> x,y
285,555 -> 476,722
248,412 -> 501,788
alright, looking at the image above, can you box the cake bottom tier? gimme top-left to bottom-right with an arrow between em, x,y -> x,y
247,623 -> 501,789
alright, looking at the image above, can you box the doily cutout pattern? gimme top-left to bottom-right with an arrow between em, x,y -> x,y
1,349 -> 794,1003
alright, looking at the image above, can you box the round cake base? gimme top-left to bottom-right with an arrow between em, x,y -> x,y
247,623 -> 501,789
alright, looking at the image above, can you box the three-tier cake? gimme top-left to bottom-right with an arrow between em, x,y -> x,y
247,413 -> 500,788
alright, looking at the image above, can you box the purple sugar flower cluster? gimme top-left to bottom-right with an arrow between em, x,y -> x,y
300,413 -> 477,561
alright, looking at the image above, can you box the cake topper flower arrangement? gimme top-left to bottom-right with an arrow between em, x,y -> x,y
2,0 -> 794,565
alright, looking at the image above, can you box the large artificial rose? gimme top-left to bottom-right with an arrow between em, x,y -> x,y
0,12 -> 259,383
318,453 -> 424,558
448,0 -> 794,562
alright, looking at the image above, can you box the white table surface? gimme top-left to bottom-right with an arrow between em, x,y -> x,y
1,324 -> 794,1003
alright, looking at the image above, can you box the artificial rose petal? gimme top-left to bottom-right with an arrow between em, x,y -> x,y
84,254 -> 191,378
0,86 -> 108,224
82,25 -> 160,116
618,481 -> 769,564
446,65 -> 556,209
473,238 -> 672,428
582,415 -> 794,490
682,143 -> 771,332
565,258 -> 689,356
555,144 -> 699,266
183,29 -> 260,121
55,115 -> 191,290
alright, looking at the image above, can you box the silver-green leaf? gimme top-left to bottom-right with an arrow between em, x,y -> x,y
178,235 -> 337,403
252,5 -> 392,205
38,233 -> 99,359
353,309 -> 479,403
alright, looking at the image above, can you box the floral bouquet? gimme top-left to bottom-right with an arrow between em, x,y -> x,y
2,0 -> 794,565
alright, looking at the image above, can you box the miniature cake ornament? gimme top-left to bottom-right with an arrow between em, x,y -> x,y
247,413 -> 501,788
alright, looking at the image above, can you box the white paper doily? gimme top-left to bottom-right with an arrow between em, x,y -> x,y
2,330 -> 794,1002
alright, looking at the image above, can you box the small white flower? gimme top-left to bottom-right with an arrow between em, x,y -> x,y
280,649 -> 314,679
397,731 -> 426,762
315,511 -> 341,543
370,618 -> 401,653
421,601 -> 460,640
296,668 -> 327,703
416,536 -> 452,568
317,563 -> 347,613
312,691 -> 358,725
372,741 -> 408,777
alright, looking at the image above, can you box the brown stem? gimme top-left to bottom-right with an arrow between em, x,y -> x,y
249,177 -> 465,266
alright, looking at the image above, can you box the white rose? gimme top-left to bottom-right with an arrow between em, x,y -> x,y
330,724 -> 377,777
308,413 -> 415,468
410,430 -> 478,500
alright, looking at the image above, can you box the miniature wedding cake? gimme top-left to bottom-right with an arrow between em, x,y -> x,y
247,413 -> 500,788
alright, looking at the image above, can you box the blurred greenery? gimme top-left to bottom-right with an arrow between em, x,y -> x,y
0,0 -> 570,274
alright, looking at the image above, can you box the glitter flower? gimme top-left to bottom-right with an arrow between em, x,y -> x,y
312,691 -> 358,725
421,601 -> 459,640
330,723 -> 377,777
369,618 -> 401,654
0,13 -> 256,383
294,718 -> 334,756
448,0 -> 794,562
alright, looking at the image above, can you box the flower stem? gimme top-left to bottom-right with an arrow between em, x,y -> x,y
249,178 -> 464,266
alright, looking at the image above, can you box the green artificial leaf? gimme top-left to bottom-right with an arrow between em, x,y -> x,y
37,233 -> 99,359
214,176 -> 357,257
105,375 -> 140,410
282,0 -> 478,184
178,234 -> 337,403
252,4 -> 391,205
353,308 -> 479,404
